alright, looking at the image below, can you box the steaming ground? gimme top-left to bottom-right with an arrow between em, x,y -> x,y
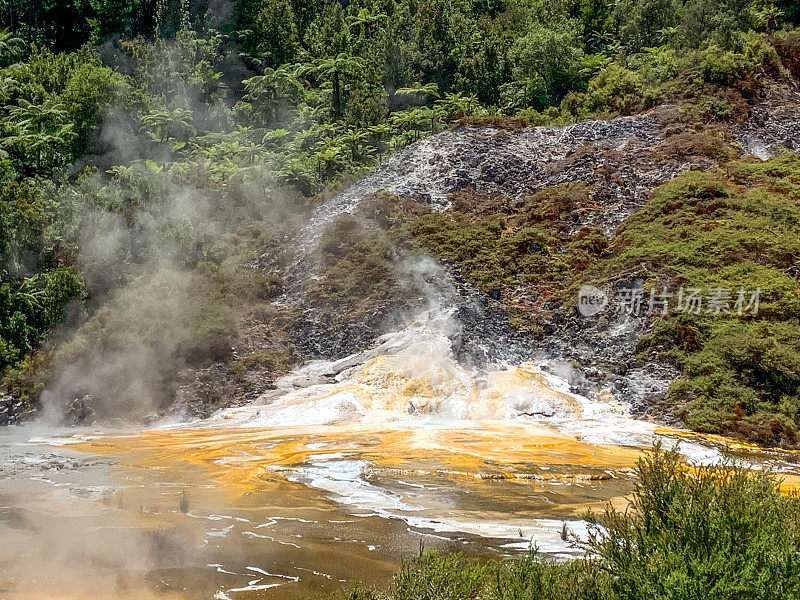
0,283 -> 770,598
4,288 -> 800,598
3,339 -> 800,599
7,96 -> 800,598
33,87 -> 800,425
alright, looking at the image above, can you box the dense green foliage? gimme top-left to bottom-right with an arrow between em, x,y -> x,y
341,445 -> 800,600
0,48 -> 127,375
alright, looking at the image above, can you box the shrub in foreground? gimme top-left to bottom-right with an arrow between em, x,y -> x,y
338,445 -> 800,600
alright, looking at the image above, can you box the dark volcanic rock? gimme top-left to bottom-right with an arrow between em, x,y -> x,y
64,395 -> 95,425
733,85 -> 800,158
0,394 -> 37,425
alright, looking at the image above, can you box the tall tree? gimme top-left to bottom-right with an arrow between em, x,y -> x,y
580,0 -> 613,53
299,53 -> 367,120
254,0 -> 300,66
1,98 -> 76,173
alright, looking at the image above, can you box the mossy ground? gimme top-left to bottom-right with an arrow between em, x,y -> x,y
596,156 -> 800,447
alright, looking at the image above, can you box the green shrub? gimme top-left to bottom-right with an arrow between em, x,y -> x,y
393,551 -> 489,600
700,45 -> 746,84
1,351 -> 52,410
585,64 -> 644,114
490,554 -> 609,600
770,29 -> 800,77
328,446 -> 800,600
230,347 -> 296,377
181,295 -> 237,366
590,445 -> 800,600
661,128 -> 739,162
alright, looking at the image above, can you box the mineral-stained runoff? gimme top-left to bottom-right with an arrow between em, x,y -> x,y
2,330 -> 799,599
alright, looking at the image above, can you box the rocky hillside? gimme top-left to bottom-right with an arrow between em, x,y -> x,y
6,79 -> 798,448
239,82 -> 800,446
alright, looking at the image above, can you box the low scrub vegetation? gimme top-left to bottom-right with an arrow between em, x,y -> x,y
593,156 -> 800,446
409,185 -> 608,335
307,215 -> 401,319
340,445 -> 800,600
